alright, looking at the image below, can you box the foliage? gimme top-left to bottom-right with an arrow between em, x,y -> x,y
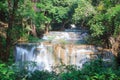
0,0 -> 8,22
27,70 -> 56,80
58,39 -> 68,45
0,61 -> 15,80
28,35 -> 44,43
89,4 -> 120,37
105,4 -> 120,36
88,13 -> 106,37
0,0 -> 120,80
1,59 -> 119,80
72,0 -> 96,25
9,59 -> 120,80
17,0 -> 35,20
36,0 -> 77,30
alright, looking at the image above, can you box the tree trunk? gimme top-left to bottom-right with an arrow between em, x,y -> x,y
61,20 -> 69,31
3,0 -> 19,61
5,19 -> 14,61
31,24 -> 37,37
109,36 -> 120,56
45,23 -> 50,34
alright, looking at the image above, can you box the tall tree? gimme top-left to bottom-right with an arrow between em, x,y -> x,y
72,0 -> 96,27
36,0 -> 77,32
3,0 -> 35,61
4,0 -> 20,61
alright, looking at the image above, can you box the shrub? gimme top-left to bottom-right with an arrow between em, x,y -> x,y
1,59 -> 120,80
0,62 -> 15,80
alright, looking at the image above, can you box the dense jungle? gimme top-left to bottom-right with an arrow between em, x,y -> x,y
0,0 -> 120,80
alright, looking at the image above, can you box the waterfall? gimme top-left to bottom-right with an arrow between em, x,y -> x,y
15,43 -> 98,71
15,28 -> 113,71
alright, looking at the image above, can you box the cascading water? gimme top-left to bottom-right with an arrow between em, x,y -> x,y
42,28 -> 89,44
15,28 -> 113,71
16,43 -> 54,71
15,44 -> 96,71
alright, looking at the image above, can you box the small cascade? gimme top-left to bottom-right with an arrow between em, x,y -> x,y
16,43 -> 54,71
42,29 -> 89,44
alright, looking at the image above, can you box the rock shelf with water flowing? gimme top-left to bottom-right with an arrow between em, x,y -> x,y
15,29 -> 114,72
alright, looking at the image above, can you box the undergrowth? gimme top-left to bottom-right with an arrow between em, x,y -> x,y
1,59 -> 120,80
